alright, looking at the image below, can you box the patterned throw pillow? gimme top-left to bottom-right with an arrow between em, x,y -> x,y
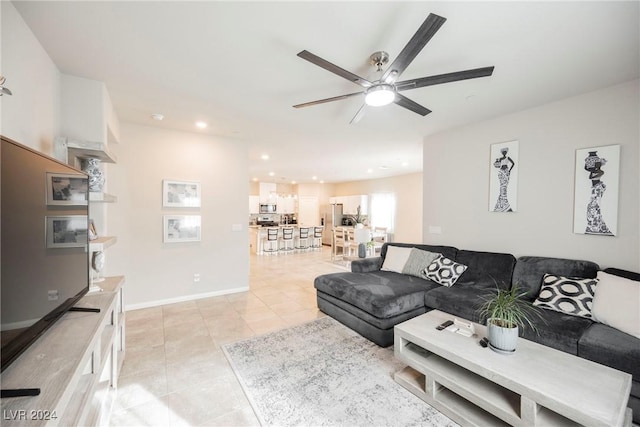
533,274 -> 598,319
422,255 -> 468,287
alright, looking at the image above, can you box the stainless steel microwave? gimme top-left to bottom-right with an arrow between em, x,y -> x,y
259,204 -> 277,213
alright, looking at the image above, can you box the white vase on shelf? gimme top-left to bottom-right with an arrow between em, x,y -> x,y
81,158 -> 105,192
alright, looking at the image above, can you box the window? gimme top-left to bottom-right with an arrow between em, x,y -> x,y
370,193 -> 396,233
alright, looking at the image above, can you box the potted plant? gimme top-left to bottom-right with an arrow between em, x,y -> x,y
351,205 -> 365,229
477,285 -> 542,354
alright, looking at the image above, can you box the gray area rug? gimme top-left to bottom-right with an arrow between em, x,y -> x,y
222,317 -> 457,427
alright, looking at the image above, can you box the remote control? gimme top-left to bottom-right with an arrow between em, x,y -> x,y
436,320 -> 454,330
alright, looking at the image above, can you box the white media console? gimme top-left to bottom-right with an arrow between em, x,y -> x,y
1,277 -> 125,426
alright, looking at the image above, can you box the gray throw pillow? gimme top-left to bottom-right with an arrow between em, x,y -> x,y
402,248 -> 440,280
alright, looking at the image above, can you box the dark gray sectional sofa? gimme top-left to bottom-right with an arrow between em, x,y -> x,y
314,242 -> 640,423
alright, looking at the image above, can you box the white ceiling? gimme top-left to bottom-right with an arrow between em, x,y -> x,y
12,1 -> 639,184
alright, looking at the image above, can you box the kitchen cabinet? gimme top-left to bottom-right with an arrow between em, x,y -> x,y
329,195 -> 368,215
249,195 -> 260,214
277,196 -> 296,214
259,182 -> 277,203
343,195 -> 368,215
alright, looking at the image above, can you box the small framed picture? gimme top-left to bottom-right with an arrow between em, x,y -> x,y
162,180 -> 201,208
46,172 -> 89,206
163,215 -> 201,243
46,215 -> 88,248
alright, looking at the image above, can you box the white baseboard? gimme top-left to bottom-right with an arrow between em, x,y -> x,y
125,286 -> 250,311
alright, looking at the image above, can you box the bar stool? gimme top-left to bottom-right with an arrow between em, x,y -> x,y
262,227 -> 279,255
310,226 -> 323,250
280,227 -> 295,252
295,227 -> 310,252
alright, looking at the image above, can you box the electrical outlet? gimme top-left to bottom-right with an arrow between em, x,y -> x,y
428,225 -> 442,234
48,290 -> 59,301
193,273 -> 201,283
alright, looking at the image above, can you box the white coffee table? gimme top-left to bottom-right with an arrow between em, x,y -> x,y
394,310 -> 632,427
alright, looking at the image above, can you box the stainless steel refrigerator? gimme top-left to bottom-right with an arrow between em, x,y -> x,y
321,203 -> 343,246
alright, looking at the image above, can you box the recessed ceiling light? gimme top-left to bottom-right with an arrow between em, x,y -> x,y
291,180 -> 297,185
151,113 -> 164,121
268,172 -> 275,177
195,121 -> 207,129
261,154 -> 269,160
367,169 -> 373,174
319,180 -> 325,184
252,177 -> 259,182
312,176 -> 318,181
401,161 -> 409,167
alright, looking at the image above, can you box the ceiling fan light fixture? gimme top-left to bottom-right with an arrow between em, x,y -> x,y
365,84 -> 395,107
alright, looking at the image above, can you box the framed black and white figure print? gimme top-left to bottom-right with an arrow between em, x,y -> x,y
489,140 -> 519,212
163,215 -> 201,243
46,215 -> 89,248
162,180 -> 201,208
573,145 -> 620,236
46,172 -> 88,206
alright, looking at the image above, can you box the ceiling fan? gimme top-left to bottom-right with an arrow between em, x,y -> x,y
293,13 -> 495,123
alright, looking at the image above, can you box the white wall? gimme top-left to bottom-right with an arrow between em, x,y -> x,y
0,1 -> 60,153
423,80 -> 639,271
60,75 -> 109,144
107,123 -> 250,309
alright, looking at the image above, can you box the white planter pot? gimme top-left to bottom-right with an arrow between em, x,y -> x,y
487,319 -> 519,353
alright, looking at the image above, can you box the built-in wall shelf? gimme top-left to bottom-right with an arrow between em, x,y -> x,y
89,236 -> 117,252
66,139 -> 116,163
89,192 -> 117,203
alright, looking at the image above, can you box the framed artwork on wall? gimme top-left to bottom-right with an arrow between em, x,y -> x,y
46,215 -> 88,248
573,145 -> 620,236
46,172 -> 88,206
162,180 -> 201,208
489,140 -> 519,212
163,215 -> 201,243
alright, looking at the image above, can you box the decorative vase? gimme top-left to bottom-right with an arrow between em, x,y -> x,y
358,243 -> 366,258
91,251 -> 105,284
487,319 -> 518,354
81,158 -> 105,192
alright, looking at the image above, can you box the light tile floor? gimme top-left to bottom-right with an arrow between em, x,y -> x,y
109,248 -> 347,426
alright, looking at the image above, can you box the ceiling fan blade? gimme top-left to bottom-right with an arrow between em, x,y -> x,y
394,93 -> 432,116
297,50 -> 373,88
395,66 -> 495,91
350,104 -> 367,124
293,91 -> 363,109
381,13 -> 447,84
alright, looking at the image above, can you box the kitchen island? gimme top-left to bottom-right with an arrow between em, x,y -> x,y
249,224 -> 320,254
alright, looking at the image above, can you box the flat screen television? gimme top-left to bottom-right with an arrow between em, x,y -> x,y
1,135 -> 90,373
